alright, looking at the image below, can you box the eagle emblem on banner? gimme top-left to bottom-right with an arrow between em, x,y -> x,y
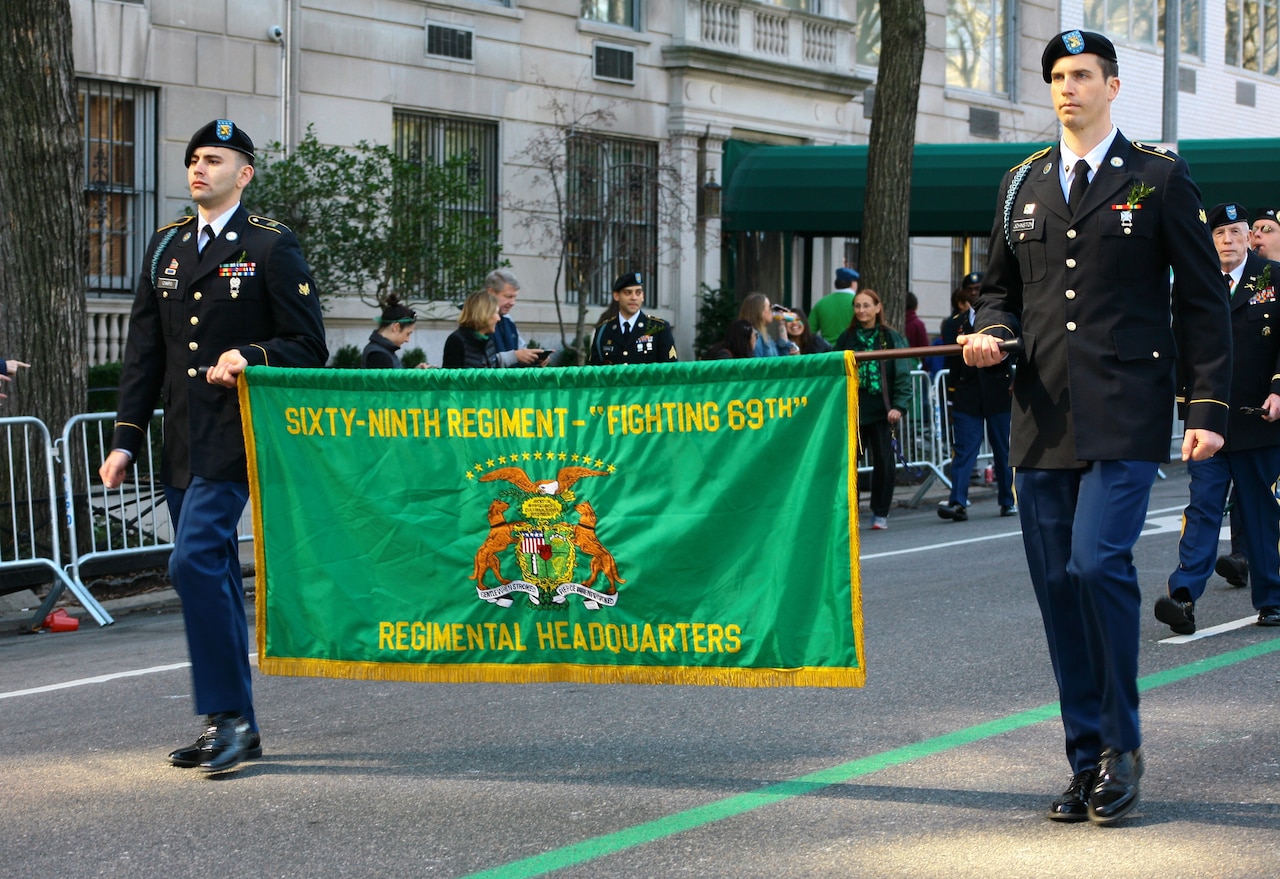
470,464 -> 625,610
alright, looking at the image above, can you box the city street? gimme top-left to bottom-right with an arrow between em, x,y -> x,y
3,466 -> 1278,879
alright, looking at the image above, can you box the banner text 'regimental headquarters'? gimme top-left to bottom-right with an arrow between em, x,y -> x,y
378,620 -> 743,655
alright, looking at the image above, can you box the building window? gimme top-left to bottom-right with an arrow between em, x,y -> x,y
945,0 -> 1010,95
1226,0 -> 1280,74
1084,0 -> 1202,55
857,0 -> 881,67
762,0 -> 824,11
582,0 -> 639,29
78,79 -> 157,297
1159,0 -> 1203,57
565,135 -> 659,307
951,236 -> 990,290
392,112 -> 500,299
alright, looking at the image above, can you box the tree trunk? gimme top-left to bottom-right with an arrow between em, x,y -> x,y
861,0 -> 926,332
0,0 -> 88,435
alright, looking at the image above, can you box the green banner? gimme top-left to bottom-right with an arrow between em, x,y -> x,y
242,353 -> 864,687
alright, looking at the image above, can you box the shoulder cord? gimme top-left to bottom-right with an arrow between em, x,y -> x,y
1002,162 -> 1034,252
149,225 -> 184,288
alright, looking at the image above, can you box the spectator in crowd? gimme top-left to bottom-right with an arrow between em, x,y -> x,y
99,119 -> 328,773
442,290 -> 500,369
0,356 -> 30,405
738,293 -> 796,357
705,319 -> 758,360
835,289 -> 913,530
783,306 -> 832,355
361,295 -> 427,369
588,271 -> 678,365
809,267 -> 858,342
937,285 -> 1015,521
903,292 -> 930,349
484,269 -> 551,367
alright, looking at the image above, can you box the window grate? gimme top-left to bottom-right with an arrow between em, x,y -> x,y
78,78 -> 158,297
594,44 -> 636,83
427,23 -> 474,61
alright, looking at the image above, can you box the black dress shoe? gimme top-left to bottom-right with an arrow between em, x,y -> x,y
1048,768 -> 1096,822
1088,748 -> 1143,825
168,714 -> 259,772
1258,607 -> 1280,627
937,501 -> 967,521
1154,596 -> 1196,635
999,504 -> 1018,517
1215,552 -> 1249,588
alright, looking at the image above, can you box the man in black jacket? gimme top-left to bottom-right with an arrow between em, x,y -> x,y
937,277 -> 1015,521
960,31 -> 1231,826
1158,203 -> 1280,634
100,120 -> 327,773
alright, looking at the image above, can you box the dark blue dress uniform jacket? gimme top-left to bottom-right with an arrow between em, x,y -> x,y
1206,250 -> 1280,452
112,206 -> 328,487
588,311 -> 678,365
975,134 -> 1232,468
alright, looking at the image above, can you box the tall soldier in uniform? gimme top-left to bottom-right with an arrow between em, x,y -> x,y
1157,203 -> 1280,633
588,272 -> 678,365
959,32 -> 1231,825
99,120 -> 327,772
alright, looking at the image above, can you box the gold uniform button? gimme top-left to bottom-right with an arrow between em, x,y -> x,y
1152,351 -> 1160,358
1065,289 -> 1076,299
190,316 -> 199,326
194,292 -> 202,300
162,291 -> 169,298
187,368 -> 198,378
231,292 -> 238,299
1067,229 -> 1077,239
189,341 -> 199,351
1066,258 -> 1077,268
1066,321 -> 1077,332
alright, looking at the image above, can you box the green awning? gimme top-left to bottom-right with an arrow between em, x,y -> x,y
721,140 -> 1045,237
1178,138 -> 1280,210
722,138 -> 1280,237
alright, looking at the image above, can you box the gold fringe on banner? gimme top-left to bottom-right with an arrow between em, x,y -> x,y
258,655 -> 866,688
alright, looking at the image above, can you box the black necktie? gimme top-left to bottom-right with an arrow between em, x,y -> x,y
199,225 -> 215,253
1068,159 -> 1090,213
1224,273 -> 1234,297
622,320 -> 631,334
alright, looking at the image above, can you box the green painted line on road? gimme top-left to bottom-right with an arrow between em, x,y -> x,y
458,636 -> 1280,879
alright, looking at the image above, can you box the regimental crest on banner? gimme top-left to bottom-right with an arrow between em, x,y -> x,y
469,461 -> 625,611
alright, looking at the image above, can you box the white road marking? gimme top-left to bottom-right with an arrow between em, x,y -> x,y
1159,616 -> 1260,644
0,653 -> 258,700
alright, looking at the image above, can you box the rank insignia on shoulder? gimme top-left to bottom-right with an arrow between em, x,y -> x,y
298,282 -> 311,296
1199,209 -> 1207,224
249,216 -> 286,233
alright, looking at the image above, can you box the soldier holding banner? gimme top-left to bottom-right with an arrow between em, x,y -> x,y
100,120 -> 327,773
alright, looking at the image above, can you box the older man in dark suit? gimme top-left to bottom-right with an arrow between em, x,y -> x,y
100,120 -> 327,773
1158,203 -> 1280,634
960,31 -> 1231,825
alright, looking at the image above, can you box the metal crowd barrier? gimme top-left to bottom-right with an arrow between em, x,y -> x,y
2,412 -> 254,629
1,416 -> 112,628
58,411 -> 253,626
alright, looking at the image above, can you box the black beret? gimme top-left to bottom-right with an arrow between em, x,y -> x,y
1254,207 -> 1280,224
612,271 -> 643,292
1207,203 -> 1249,229
1041,30 -> 1117,83
962,271 -> 984,286
185,119 -> 255,166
